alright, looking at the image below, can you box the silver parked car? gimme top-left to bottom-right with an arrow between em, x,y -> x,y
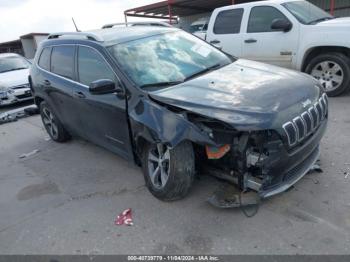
0,53 -> 32,106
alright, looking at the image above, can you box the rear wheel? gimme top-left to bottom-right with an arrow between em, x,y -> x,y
306,52 -> 350,97
141,141 -> 195,201
40,101 -> 70,142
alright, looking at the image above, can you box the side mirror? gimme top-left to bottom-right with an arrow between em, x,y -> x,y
89,79 -> 123,96
271,19 -> 292,32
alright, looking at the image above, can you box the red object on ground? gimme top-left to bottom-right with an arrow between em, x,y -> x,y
115,208 -> 133,226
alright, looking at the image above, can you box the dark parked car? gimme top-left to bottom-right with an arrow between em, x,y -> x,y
30,27 -> 328,201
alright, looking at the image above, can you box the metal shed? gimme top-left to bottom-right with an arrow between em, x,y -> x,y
0,39 -> 23,56
124,0 -> 350,30
124,0 -> 256,21
0,33 -> 49,59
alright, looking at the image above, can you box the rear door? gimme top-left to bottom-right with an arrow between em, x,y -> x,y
241,5 -> 299,68
40,45 -> 77,129
72,45 -> 133,159
206,7 -> 244,57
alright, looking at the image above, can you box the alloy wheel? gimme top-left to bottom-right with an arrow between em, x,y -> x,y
311,61 -> 344,92
147,144 -> 170,189
42,107 -> 59,139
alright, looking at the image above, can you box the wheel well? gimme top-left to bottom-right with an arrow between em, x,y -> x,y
134,136 -> 149,166
34,97 -> 44,108
133,136 -> 198,167
302,46 -> 350,72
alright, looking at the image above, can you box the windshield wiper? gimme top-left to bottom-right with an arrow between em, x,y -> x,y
139,80 -> 184,89
138,63 -> 224,89
308,17 -> 334,25
184,63 -> 222,81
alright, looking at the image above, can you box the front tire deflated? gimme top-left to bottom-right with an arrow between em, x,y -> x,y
141,141 -> 195,201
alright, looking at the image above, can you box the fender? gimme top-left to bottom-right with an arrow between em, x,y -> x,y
128,98 -> 217,150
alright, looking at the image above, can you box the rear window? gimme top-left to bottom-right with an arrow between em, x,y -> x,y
214,8 -> 243,34
38,47 -> 51,71
51,46 -> 75,79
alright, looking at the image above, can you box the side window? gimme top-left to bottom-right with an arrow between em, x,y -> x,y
248,6 -> 289,33
51,46 -> 75,79
38,47 -> 51,71
213,8 -> 243,34
77,46 -> 115,86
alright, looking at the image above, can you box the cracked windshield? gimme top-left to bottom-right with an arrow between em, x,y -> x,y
109,31 -> 232,88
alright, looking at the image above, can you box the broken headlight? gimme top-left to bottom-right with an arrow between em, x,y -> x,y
187,113 -> 238,145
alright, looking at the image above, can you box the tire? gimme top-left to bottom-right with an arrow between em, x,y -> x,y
306,52 -> 350,97
141,141 -> 195,201
40,101 -> 70,142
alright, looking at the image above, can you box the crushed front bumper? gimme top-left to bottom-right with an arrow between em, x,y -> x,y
259,145 -> 320,198
258,118 -> 327,198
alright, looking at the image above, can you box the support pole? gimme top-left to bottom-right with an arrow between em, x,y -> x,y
168,0 -> 172,25
231,0 -> 235,5
124,13 -> 128,25
330,0 -> 335,16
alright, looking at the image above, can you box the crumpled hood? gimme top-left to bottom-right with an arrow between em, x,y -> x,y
150,59 -> 321,130
0,69 -> 29,90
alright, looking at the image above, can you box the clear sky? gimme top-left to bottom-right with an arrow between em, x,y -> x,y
0,0 -> 162,42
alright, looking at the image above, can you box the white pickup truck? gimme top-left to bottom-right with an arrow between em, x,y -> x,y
204,0 -> 350,96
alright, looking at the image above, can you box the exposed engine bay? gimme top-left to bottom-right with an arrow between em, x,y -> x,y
180,109 -> 324,200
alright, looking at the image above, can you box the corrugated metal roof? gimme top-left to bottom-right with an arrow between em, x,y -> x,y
124,0 -> 254,18
124,0 -> 349,19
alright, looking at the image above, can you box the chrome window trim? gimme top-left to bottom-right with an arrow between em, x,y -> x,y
36,44 -> 120,89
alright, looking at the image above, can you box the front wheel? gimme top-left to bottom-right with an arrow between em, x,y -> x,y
141,141 -> 195,201
306,52 -> 350,97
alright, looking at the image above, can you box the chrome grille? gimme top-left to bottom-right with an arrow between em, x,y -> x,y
283,93 -> 328,146
308,106 -> 318,129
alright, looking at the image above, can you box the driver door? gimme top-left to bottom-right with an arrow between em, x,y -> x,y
72,45 -> 133,160
241,5 -> 299,69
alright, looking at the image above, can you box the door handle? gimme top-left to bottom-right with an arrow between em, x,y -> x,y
210,40 -> 221,44
43,79 -> 51,86
245,39 -> 257,43
73,91 -> 86,99
209,39 -> 222,50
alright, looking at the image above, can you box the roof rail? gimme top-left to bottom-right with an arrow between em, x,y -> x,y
47,32 -> 104,42
102,21 -> 171,29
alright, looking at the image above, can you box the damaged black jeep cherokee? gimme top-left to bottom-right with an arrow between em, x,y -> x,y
30,26 -> 328,201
